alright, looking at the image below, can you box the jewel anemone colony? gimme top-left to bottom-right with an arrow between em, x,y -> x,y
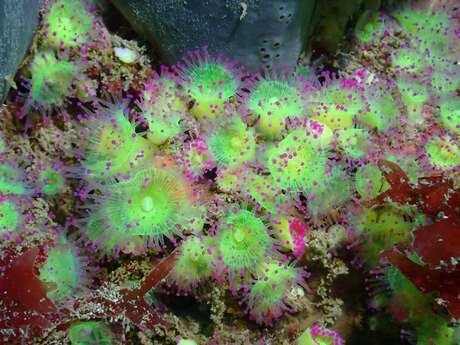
1,1 -> 460,344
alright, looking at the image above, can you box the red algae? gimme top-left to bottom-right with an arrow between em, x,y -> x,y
0,248 -> 57,343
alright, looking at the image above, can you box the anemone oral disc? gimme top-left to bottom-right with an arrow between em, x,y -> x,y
231,137 -> 243,148
233,226 -> 247,243
141,196 -> 154,212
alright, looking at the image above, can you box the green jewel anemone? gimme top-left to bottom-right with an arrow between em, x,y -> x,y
218,209 -> 273,275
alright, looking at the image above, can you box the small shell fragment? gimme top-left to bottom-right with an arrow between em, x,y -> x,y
114,47 -> 137,64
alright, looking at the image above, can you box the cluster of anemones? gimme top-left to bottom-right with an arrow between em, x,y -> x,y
0,152 -> 89,317
4,0 -> 460,343
354,4 -> 460,344
69,48 -> 316,324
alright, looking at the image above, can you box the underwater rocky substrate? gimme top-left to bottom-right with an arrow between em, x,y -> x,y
1,0 -> 460,345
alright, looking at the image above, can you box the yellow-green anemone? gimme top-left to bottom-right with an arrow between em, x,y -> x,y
218,209 -> 273,275
184,60 -> 239,121
267,124 -> 332,193
426,135 -> 460,169
44,0 -> 94,48
140,76 -> 187,145
170,236 -> 216,290
83,102 -> 154,182
207,117 -> 256,168
90,167 -> 198,253
248,78 -> 305,140
310,79 -> 364,130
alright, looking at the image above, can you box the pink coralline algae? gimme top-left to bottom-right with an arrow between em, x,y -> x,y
289,219 -> 308,259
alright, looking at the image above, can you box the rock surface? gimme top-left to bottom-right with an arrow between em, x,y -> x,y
111,0 -> 318,72
0,0 -> 42,104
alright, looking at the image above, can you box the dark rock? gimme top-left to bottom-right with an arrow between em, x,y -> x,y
0,0 -> 43,104
111,0 -> 318,72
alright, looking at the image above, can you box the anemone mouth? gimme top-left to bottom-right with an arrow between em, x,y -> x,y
183,139 -> 212,179
87,107 -> 134,157
145,112 -> 183,143
268,96 -> 280,104
190,149 -> 205,165
397,81 -> 430,126
355,164 -> 389,200
354,10 -> 386,43
286,151 -> 308,174
174,49 -> 243,121
308,165 -> 353,217
391,47 -> 422,73
170,236 -> 215,289
232,225 -> 249,243
243,173 -> 289,214
247,261 -> 304,324
309,80 -> 364,130
143,75 -> 183,104
353,206 -> 414,264
86,213 -> 131,253
336,128 -> 373,159
230,137 -> 244,149
128,184 -> 178,227
360,84 -> 399,132
141,195 -> 155,212
252,265 -> 294,300
140,75 -> 187,144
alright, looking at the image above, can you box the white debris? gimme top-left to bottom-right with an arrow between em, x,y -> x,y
239,2 -> 248,20
114,47 -> 138,64
178,339 -> 198,345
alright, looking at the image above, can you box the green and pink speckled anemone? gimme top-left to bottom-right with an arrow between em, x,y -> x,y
44,0 -> 95,48
217,209 -> 274,277
247,260 -> 307,324
38,238 -> 87,303
297,325 -> 344,345
86,167 -> 200,254
68,321 -> 113,345
81,100 -> 155,182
